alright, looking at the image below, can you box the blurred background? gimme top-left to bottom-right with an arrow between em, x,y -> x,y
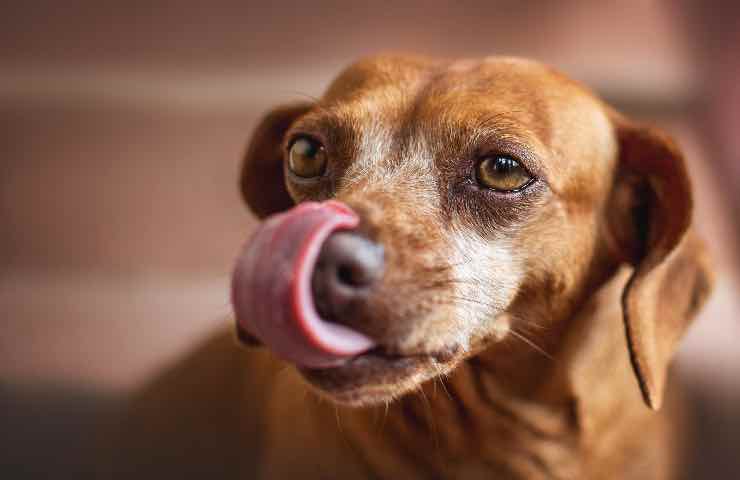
1,1 -> 738,478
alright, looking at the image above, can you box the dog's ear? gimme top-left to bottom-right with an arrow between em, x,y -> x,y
607,114 -> 714,410
241,103 -> 312,218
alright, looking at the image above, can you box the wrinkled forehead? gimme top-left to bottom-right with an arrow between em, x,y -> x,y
302,57 -> 616,193
323,57 -> 556,132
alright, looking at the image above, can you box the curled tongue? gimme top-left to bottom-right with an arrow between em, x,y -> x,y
231,201 -> 377,368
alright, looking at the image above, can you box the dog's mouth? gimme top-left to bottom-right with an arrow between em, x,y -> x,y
298,345 -> 457,406
231,200 -> 461,404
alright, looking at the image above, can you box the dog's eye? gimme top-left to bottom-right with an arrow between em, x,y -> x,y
288,137 -> 327,178
476,156 -> 533,192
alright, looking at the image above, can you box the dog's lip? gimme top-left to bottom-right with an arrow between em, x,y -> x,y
301,344 -> 458,370
298,348 -> 430,388
304,347 -> 424,368
297,344 -> 459,393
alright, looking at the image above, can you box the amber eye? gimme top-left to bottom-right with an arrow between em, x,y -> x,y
476,156 -> 533,192
288,137 -> 327,178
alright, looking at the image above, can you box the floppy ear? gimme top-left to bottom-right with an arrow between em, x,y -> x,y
607,115 -> 714,410
240,103 -> 312,218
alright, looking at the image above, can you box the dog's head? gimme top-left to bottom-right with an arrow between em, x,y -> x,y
233,55 -> 712,409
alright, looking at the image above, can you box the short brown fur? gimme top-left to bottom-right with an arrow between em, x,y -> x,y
107,55 -> 713,479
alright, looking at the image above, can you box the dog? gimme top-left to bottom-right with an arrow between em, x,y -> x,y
108,55 -> 713,479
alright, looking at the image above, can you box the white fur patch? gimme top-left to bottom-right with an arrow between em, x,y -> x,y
343,110 -> 439,216
342,115 -> 394,191
448,227 -> 523,350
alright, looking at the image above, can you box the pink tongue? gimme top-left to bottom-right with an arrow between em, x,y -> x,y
231,201 -> 377,368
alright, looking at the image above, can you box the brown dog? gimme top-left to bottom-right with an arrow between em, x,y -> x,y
109,55 -> 713,479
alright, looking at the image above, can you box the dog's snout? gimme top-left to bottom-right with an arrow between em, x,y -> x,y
311,231 -> 384,319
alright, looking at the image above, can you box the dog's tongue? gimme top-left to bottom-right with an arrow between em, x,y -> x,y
231,201 -> 376,368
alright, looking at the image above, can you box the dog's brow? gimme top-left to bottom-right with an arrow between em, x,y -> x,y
466,121 -> 535,147
285,108 -> 352,148
421,112 -> 548,177
291,107 -> 344,131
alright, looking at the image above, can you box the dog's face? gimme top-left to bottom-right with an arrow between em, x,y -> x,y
236,55 -> 711,408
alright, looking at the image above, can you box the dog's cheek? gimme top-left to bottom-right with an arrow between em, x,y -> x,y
447,228 -> 524,348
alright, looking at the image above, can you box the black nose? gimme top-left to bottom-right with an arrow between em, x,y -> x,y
311,231 -> 384,320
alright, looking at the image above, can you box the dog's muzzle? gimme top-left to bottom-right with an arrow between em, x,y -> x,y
231,201 -> 382,368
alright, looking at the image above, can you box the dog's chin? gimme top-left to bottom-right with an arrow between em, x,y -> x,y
298,348 -> 459,407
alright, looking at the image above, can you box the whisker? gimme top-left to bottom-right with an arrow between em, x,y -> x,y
434,368 -> 454,402
520,322 -> 549,331
445,259 -> 478,269
506,313 -> 552,333
380,401 -> 390,432
443,295 -> 502,311
508,328 -> 554,360
417,386 -> 439,452
334,406 -> 344,434
418,278 -> 482,290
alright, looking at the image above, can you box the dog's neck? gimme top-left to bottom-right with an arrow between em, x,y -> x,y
337,348 -> 580,479
338,267 -> 665,479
